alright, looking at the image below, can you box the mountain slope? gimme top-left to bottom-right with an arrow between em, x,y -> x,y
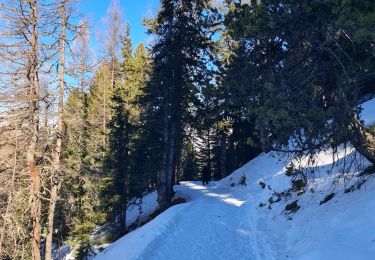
95,99 -> 375,260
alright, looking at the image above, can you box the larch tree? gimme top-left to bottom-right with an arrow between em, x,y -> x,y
45,0 -> 69,258
0,0 -> 53,258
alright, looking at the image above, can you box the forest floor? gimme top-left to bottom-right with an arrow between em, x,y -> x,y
92,98 -> 375,260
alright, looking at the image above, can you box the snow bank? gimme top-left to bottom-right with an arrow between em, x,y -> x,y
126,191 -> 158,228
65,191 -> 160,259
95,203 -> 190,260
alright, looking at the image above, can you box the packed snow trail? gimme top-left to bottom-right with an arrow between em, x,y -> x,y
96,182 -> 260,260
139,182 -> 256,260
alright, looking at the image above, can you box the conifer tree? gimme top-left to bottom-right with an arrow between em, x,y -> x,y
63,88 -> 104,256
86,61 -> 113,169
106,25 -> 151,235
226,0 -> 375,164
141,0 -> 214,211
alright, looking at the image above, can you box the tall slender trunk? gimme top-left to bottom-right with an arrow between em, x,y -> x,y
207,128 -> 212,181
103,77 -> 107,159
219,135 -> 227,179
166,124 -> 176,201
157,166 -> 168,212
45,2 -> 66,259
111,58 -> 116,90
157,115 -> 175,212
44,182 -> 60,260
28,2 -> 42,259
119,131 -> 129,235
119,200 -> 127,235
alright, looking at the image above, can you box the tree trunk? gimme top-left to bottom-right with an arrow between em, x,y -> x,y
350,117 -> 375,164
29,149 -> 41,260
157,123 -> 175,212
45,2 -> 66,259
219,135 -> 227,179
166,124 -> 176,201
119,200 -> 127,235
29,2 -> 42,259
119,131 -> 129,235
157,167 -> 168,212
45,183 -> 60,260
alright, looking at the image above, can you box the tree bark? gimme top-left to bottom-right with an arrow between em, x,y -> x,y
157,122 -> 175,212
219,135 -> 227,179
28,2 -> 42,259
119,200 -> 127,235
45,1 -> 67,259
166,124 -> 176,201
119,131 -> 129,235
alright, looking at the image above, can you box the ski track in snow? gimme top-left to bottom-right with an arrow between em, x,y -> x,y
139,183 -> 254,260
96,181 -> 273,260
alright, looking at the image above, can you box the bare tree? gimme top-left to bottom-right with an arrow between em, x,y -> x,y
0,1 -> 44,258
69,18 -> 94,92
103,0 -> 123,89
99,0 -> 124,155
0,0 -> 64,258
44,0 -> 68,258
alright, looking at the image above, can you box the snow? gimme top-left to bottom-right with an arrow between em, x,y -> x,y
94,99 -> 375,260
96,182 -> 256,260
96,203 -> 190,260
126,191 -> 159,228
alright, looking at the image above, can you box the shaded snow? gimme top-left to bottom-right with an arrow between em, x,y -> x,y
94,99 -> 375,260
126,192 -> 159,228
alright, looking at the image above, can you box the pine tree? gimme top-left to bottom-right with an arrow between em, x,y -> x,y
141,0 -> 214,211
86,61 -> 113,170
225,0 -> 375,164
63,88 -> 106,257
192,3 -> 262,180
105,25 -> 151,235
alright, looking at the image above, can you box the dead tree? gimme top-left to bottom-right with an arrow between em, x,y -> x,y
45,0 -> 68,259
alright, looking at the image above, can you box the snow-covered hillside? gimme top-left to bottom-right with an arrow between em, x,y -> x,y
93,99 -> 375,260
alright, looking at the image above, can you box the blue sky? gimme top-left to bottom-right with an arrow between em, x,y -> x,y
80,0 -> 160,48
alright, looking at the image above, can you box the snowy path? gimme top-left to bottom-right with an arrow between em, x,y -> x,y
139,182 -> 255,260
96,182 -> 259,260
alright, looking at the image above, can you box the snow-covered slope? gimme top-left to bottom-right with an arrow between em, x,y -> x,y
94,99 -> 375,260
65,192 -> 159,259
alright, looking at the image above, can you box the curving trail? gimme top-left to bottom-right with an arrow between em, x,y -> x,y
96,181 -> 260,260
138,182 -> 256,260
